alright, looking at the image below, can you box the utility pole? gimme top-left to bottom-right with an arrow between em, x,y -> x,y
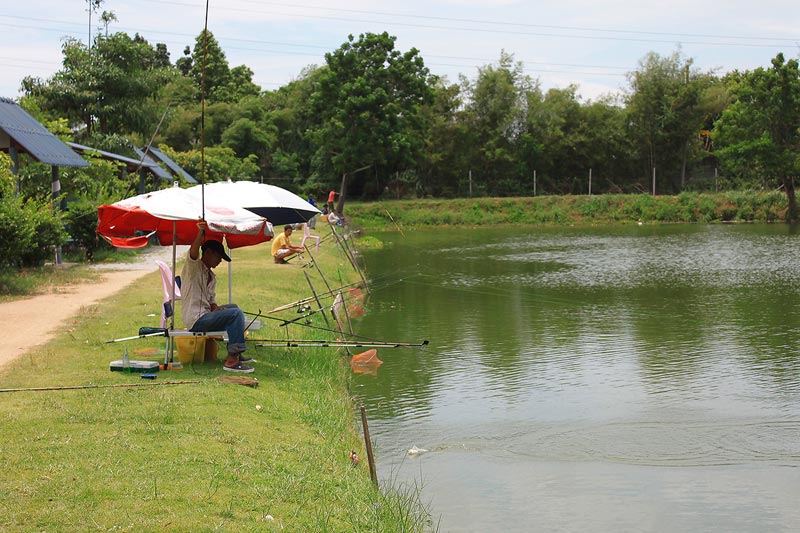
533,170 -> 537,197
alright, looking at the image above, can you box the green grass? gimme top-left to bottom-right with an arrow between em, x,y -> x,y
0,229 -> 433,532
345,191 -> 790,230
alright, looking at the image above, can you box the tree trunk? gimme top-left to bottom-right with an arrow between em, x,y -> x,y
336,172 -> 347,215
784,176 -> 797,223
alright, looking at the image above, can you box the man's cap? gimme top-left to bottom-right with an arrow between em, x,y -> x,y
202,240 -> 231,262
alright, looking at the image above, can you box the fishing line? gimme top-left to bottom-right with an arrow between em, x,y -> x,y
405,272 -> 584,308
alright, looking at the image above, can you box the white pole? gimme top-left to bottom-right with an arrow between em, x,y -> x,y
227,246 -> 233,304
588,168 -> 592,196
533,170 -> 537,197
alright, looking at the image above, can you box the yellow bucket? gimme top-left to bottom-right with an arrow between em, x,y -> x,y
175,337 -> 207,364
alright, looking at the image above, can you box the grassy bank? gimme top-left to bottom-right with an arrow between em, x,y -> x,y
346,191 -> 788,229
0,232 -> 432,531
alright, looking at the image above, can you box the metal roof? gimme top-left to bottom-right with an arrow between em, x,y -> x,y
0,97 -> 88,167
147,146 -> 198,184
66,141 -> 170,179
132,146 -> 172,181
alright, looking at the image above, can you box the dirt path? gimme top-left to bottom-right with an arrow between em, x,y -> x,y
0,247 -> 184,371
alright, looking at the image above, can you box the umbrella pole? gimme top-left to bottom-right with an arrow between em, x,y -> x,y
166,219 -> 178,368
227,240 -> 233,305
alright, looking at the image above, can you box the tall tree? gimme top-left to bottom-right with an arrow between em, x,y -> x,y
188,30 -> 231,103
462,51 -> 536,196
263,66 -> 323,187
714,53 -> 800,220
309,32 -> 434,203
22,33 -> 174,137
625,50 -> 711,193
99,10 -> 116,37
417,79 -> 470,196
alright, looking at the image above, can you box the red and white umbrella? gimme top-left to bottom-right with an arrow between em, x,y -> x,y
97,185 -> 274,249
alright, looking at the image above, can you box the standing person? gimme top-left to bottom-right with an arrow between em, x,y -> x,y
271,224 -> 304,264
307,195 -> 318,229
181,220 -> 254,373
327,189 -> 337,212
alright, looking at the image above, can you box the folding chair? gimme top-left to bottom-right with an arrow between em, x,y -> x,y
155,260 -> 181,329
300,223 -> 320,253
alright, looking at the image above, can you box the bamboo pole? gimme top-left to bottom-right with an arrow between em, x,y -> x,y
360,405 -> 378,488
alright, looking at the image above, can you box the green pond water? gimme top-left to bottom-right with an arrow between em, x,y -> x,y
351,223 -> 800,532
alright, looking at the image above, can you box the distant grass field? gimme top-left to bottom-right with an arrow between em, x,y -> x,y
345,191 -> 788,230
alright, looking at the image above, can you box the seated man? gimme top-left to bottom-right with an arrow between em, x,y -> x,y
271,224 -> 304,264
181,220 -> 254,373
327,210 -> 345,227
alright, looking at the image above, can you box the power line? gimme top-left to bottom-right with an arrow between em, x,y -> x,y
0,17 -> 636,75
233,0 -> 800,44
133,0 -> 798,48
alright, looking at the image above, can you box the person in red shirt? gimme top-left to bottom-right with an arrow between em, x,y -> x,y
327,190 -> 337,212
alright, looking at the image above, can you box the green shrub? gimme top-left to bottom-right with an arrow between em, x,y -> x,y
0,196 -> 67,267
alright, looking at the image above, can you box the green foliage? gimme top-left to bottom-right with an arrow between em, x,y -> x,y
0,195 -> 67,267
345,192 -> 788,229
221,117 -> 273,161
13,24 -> 800,206
310,32 -> 435,198
65,197 -> 112,260
22,33 -> 175,136
188,30 -> 234,103
625,50 -> 715,193
160,145 -> 260,182
714,53 -> 800,220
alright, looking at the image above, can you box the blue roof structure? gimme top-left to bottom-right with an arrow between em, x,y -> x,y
67,141 -> 172,181
147,146 -> 198,184
0,97 -> 88,167
132,146 -> 172,181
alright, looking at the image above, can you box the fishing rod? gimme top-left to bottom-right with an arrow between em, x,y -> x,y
253,339 -> 429,349
244,309 -> 424,346
262,267 -> 406,316
266,278 -> 368,313
0,381 -> 201,393
105,329 -> 171,343
245,308 -> 262,332
276,308 -> 319,328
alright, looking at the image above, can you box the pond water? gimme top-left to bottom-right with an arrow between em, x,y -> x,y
351,224 -> 800,532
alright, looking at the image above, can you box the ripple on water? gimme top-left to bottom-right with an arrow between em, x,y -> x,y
498,419 -> 800,467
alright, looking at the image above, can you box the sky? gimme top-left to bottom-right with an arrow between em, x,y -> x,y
1,0 -> 798,103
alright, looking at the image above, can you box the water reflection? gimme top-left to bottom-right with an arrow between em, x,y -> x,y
353,224 -> 800,532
